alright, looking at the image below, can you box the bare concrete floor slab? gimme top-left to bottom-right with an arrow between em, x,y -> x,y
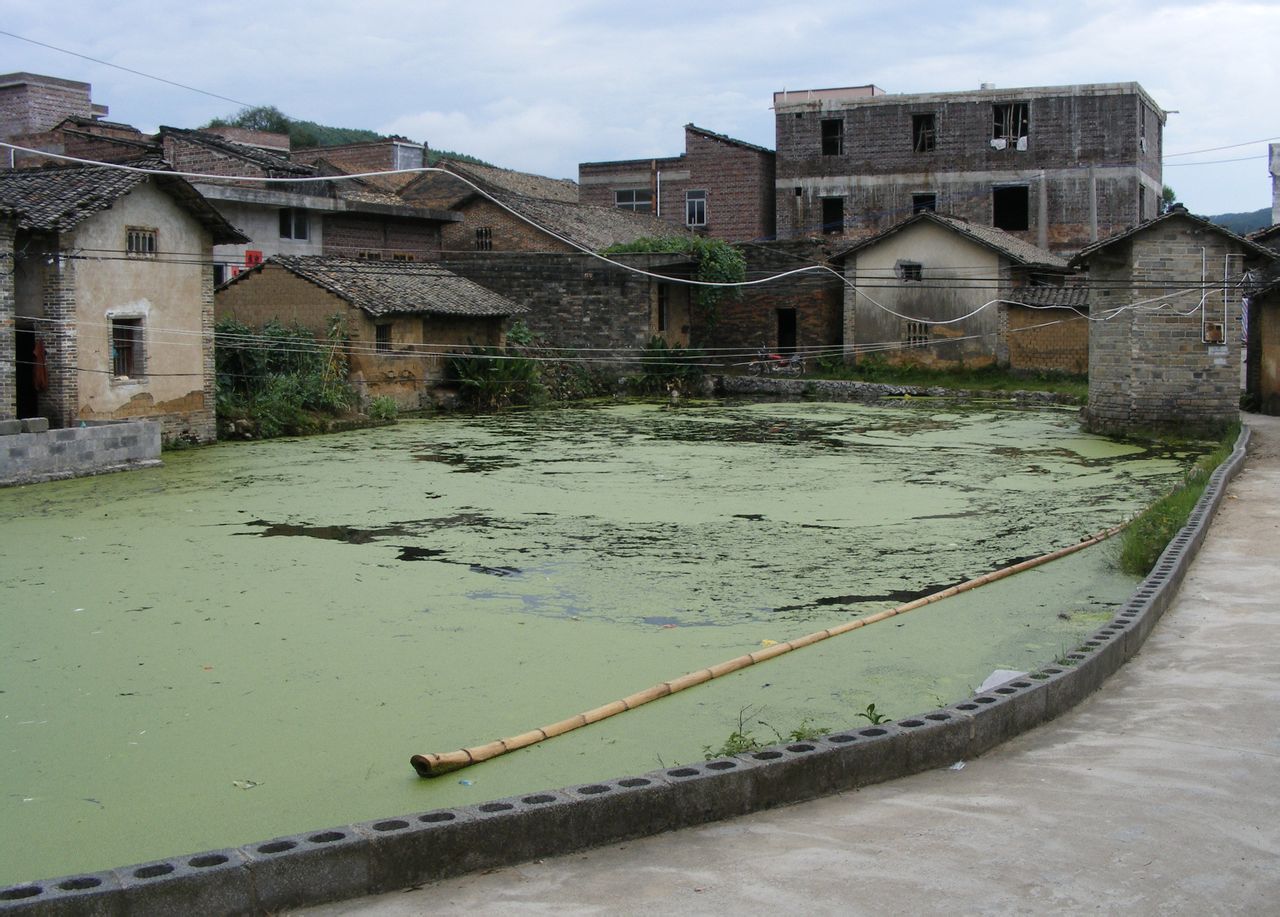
304,414 -> 1280,917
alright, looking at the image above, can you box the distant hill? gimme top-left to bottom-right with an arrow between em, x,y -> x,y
1209,207 -> 1272,235
203,105 -> 492,166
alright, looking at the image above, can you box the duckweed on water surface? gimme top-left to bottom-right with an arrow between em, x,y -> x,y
0,401 -> 1209,884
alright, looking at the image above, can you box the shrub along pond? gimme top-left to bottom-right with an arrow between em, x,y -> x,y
0,400 -> 1211,884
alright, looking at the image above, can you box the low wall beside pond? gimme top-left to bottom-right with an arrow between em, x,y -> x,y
0,419 -> 161,488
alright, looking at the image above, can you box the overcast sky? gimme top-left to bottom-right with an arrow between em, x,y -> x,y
2,0 -> 1276,216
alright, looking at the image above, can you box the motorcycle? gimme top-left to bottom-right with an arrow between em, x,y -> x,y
748,347 -> 805,376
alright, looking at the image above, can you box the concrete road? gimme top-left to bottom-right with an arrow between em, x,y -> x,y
305,415 -> 1280,916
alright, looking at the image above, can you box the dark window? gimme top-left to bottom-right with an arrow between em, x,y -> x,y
614,189 -> 653,212
213,264 -> 228,286
992,102 -> 1029,147
126,228 -> 156,257
279,208 -> 309,240
912,114 -> 936,152
898,261 -> 923,282
912,193 -> 937,214
357,251 -> 382,260
821,197 -> 844,234
392,253 -> 415,262
375,324 -> 392,354
794,186 -> 803,197
685,190 -> 707,227
111,318 -> 144,378
1138,186 -> 1148,222
777,309 -> 797,351
821,119 -> 843,156
475,227 -> 493,251
992,186 -> 1030,231
656,285 -> 669,333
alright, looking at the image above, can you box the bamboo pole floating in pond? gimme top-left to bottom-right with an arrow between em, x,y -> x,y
411,523 -> 1127,777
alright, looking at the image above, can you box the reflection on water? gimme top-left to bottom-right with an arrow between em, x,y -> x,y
0,400 -> 1209,885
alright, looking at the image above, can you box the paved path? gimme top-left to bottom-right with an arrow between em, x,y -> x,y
306,415 -> 1280,916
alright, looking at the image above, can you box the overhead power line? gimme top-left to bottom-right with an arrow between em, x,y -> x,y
0,29 -> 255,108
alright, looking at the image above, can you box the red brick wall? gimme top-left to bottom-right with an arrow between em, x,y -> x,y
1006,305 -> 1089,374
322,215 -> 442,260
684,129 -> 775,243
439,199 -> 577,254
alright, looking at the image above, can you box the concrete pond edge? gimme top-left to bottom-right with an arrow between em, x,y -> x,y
0,424 -> 1252,916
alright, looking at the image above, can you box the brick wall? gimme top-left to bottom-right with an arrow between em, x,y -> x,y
710,241 -> 841,356
439,199 -> 577,254
1255,292 -> 1280,414
1005,305 -> 1089,374
436,252 -> 687,354
322,215 -> 442,260
1,420 -> 161,487
41,251 -> 78,429
1084,217 -> 1248,435
0,220 -> 13,420
0,74 -> 95,140
684,129 -> 776,243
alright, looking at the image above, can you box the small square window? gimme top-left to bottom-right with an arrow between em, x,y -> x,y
392,253 -> 415,262
475,227 -> 493,251
898,261 -> 923,282
912,193 -> 937,214
279,208 -> 309,240
375,324 -> 392,354
821,119 -> 843,156
685,190 -> 707,227
912,114 -> 936,152
356,251 -> 383,261
614,189 -> 653,212
993,186 -> 1030,231
126,228 -> 157,257
904,320 -> 930,349
821,197 -> 844,234
111,317 -> 144,378
992,102 -> 1030,144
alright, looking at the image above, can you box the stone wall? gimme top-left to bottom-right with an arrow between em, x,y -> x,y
0,219 -> 14,420
322,215 -> 441,261
711,241 -> 841,356
0,419 -> 161,487
440,198 -> 577,255
1084,217 -> 1247,435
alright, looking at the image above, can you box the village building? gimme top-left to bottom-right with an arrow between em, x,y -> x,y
293,138 -> 429,193
1073,206 -> 1278,435
773,82 -> 1165,255
578,125 -> 776,243
831,211 -> 1076,371
0,162 -> 247,442
1244,223 -> 1280,414
215,255 -> 528,409
1271,144 -> 1279,226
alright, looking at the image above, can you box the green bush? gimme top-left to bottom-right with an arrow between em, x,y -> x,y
448,346 -> 543,410
366,396 -> 399,422
631,336 -> 706,395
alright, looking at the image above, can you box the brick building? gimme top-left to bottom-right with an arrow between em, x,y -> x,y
833,211 -> 1074,370
774,82 -> 1165,255
1074,208 -> 1278,435
294,138 -> 428,192
0,163 -> 246,442
578,125 -> 776,243
215,255 -> 527,409
0,73 -> 108,147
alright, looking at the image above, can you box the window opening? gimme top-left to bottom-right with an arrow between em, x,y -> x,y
991,102 -> 1029,149
375,324 -> 392,354
111,318 -> 144,378
912,114 -> 936,152
126,228 -> 157,257
898,261 -> 923,282
475,227 -> 493,251
685,190 -> 707,227
656,285 -> 669,333
904,320 -> 930,349
992,186 -> 1030,231
912,193 -> 937,214
821,197 -> 844,234
614,189 -> 653,212
392,253 -> 415,262
279,208 -> 309,240
820,119 -> 843,156
356,250 -> 383,260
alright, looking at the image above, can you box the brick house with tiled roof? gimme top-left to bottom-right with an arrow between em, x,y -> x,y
215,255 -> 528,409
578,124 -> 776,243
0,162 -> 247,441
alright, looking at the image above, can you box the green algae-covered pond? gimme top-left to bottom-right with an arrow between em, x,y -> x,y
0,401 -> 1203,884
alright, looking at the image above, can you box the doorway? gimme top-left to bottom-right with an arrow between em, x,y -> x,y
777,309 -> 798,352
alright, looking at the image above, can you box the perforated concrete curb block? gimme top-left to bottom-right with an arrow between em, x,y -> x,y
0,426 -> 1252,915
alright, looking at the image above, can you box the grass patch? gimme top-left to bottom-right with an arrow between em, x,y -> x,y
1118,424 -> 1240,576
809,355 -> 1087,400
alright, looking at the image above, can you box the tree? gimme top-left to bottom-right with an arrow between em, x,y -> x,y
1161,185 -> 1178,214
206,105 -> 291,135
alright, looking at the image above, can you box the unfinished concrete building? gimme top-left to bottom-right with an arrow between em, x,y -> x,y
773,82 -> 1165,255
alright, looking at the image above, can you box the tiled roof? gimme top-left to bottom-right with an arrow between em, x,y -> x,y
440,160 -> 578,202
233,255 -> 529,317
685,124 -> 774,156
1071,208 -> 1280,265
833,211 -> 1069,270
0,160 -> 247,243
159,127 -> 316,177
1012,284 -> 1090,308
479,188 -> 693,250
